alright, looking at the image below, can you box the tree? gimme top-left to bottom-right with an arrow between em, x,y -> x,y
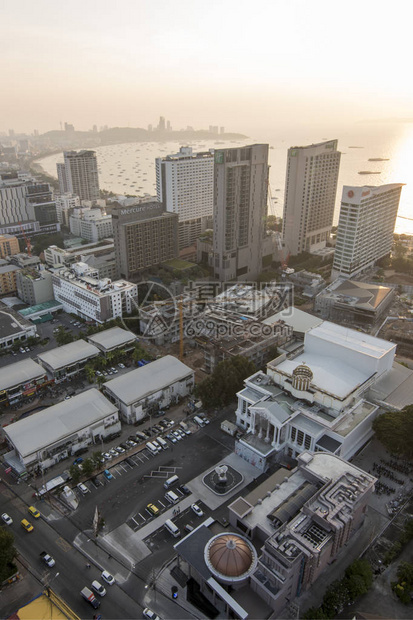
373,406 -> 413,458
55,326 -> 74,346
0,528 -> 17,582
84,364 -> 95,384
345,558 -> 373,591
69,465 -> 81,484
397,561 -> 413,586
195,355 -> 256,409
82,458 -> 96,477
91,451 -> 103,468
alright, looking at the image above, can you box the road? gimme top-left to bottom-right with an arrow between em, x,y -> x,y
1,410 -> 235,618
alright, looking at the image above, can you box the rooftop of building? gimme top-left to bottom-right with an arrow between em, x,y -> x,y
0,263 -> 20,274
0,302 -> 34,333
19,300 -> 63,317
0,358 -> 45,391
87,326 -> 136,350
264,306 -> 323,334
368,361 -> 413,411
54,264 -> 135,295
103,355 -> 193,405
307,321 -> 395,360
274,352 -> 372,399
4,389 -> 117,458
37,340 -> 100,370
317,278 -> 394,310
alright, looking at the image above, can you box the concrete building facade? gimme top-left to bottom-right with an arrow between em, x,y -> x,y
332,184 -> 403,279
59,150 -> 100,202
0,234 -> 19,258
282,140 -> 341,256
16,267 -> 54,305
155,146 -> 214,249
112,200 -> 179,280
55,193 -> 81,226
69,207 -> 113,242
52,262 -> 137,323
213,144 -> 269,282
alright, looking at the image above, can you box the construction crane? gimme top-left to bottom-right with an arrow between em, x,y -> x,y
19,223 -> 32,256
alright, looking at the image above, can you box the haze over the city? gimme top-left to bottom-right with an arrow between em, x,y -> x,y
1,0 -> 411,135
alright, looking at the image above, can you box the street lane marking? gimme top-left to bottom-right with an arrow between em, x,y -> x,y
55,537 -> 72,552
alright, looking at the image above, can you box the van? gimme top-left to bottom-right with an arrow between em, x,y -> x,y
194,415 -> 205,427
164,474 -> 179,489
157,437 -> 168,450
165,490 -> 179,504
146,441 -> 160,455
165,518 -> 180,538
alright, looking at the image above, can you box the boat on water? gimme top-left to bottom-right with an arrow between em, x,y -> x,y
368,158 -> 389,161
358,171 -> 381,175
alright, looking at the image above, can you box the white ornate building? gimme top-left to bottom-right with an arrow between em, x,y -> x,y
234,320 -> 412,470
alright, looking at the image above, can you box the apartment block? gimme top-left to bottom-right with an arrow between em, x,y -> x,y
0,234 -> 20,258
332,184 -> 403,279
282,140 -> 341,256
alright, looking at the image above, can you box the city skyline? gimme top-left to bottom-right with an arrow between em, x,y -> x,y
1,0 -> 411,134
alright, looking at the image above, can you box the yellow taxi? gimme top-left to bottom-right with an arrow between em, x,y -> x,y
147,503 -> 159,516
21,519 -> 34,532
28,506 -> 41,519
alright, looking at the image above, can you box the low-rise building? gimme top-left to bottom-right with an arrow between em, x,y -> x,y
87,326 -> 137,356
314,278 -> 395,328
37,340 -> 100,382
233,320 -> 402,471
16,266 -> 54,305
286,270 -> 326,298
0,358 -> 47,407
0,262 -> 20,295
3,389 -> 120,474
176,452 -> 375,620
0,233 -> 19,258
51,262 -> 137,323
0,302 -> 37,351
103,355 -> 194,424
69,207 -> 113,242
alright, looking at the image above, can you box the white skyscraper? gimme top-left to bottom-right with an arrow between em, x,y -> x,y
332,183 -> 404,280
213,144 -> 269,282
282,140 -> 341,256
155,146 -> 214,249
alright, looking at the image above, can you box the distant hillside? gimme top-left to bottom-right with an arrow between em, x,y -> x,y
39,126 -> 248,148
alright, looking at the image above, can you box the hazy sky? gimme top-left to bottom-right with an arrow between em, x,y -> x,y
1,0 -> 411,135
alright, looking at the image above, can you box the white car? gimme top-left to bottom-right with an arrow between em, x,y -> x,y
101,570 -> 115,585
91,579 -> 107,596
118,363 -> 125,369
143,608 -> 160,620
103,452 -> 112,461
77,482 -> 89,495
1,513 -> 12,525
40,551 -> 55,567
191,503 -> 204,517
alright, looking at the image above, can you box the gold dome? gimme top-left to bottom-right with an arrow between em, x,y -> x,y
207,534 -> 254,577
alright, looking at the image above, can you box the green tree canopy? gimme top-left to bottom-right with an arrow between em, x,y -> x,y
373,406 -> 413,458
0,528 -> 17,582
195,355 -> 256,409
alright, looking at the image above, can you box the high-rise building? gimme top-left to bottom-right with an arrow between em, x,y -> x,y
57,163 -> 69,194
213,144 -> 269,282
69,207 -> 113,242
58,151 -> 100,202
282,140 -> 341,256
112,200 -> 179,281
0,176 -> 56,226
155,146 -> 214,249
26,184 -> 57,225
331,184 -> 404,280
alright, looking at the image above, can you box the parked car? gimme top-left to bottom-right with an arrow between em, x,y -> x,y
1,513 -> 12,525
101,570 -> 115,585
147,503 -> 159,516
191,503 -> 204,517
172,430 -> 183,441
143,608 -> 160,620
179,485 -> 191,496
166,433 -> 177,444
102,452 -> 112,461
184,524 -> 194,534
73,457 -> 83,466
77,483 -> 89,495
109,448 -> 118,457
116,445 -> 125,454
118,363 -> 125,369
126,439 -> 137,448
103,469 -> 113,480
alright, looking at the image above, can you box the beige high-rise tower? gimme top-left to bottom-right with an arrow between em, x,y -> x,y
282,140 -> 341,256
213,144 -> 269,282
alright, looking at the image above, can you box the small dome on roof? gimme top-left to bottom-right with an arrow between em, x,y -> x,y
204,533 -> 257,583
